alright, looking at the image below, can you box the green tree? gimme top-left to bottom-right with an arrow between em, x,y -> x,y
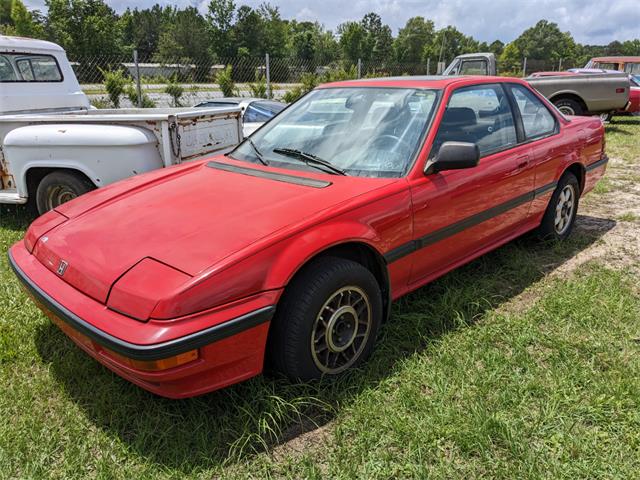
233,5 -> 263,56
361,12 -> 393,63
290,22 -> 316,61
512,20 -> 577,65
621,39 -> 640,56
45,0 -> 122,57
206,0 -> 236,58
337,21 -> 366,64
11,0 -> 42,36
427,26 -> 480,64
499,42 -> 523,75
393,17 -> 434,63
258,3 -> 288,57
120,4 -> 174,58
489,40 -> 505,56
155,7 -> 211,62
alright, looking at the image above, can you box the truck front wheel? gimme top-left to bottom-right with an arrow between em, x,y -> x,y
36,171 -> 95,214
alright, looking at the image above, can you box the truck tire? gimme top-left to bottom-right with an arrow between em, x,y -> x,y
553,98 -> 584,116
36,171 -> 95,214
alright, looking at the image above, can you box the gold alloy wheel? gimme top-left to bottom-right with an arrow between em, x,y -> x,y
310,285 -> 372,374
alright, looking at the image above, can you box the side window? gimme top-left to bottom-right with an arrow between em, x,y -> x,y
459,60 -> 488,75
0,54 -> 62,82
430,84 -> 517,158
509,84 -> 557,139
0,55 -> 17,81
244,103 -> 274,123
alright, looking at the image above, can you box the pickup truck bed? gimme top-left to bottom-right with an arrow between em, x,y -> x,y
0,106 -> 242,207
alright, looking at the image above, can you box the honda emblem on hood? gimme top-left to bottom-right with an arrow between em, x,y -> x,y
57,260 -> 68,276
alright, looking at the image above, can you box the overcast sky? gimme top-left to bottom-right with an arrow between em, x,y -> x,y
23,0 -> 640,45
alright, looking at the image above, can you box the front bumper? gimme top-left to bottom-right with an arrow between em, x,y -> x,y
9,242 -> 278,398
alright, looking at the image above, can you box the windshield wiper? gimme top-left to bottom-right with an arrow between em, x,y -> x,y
247,138 -> 268,166
272,148 -> 347,176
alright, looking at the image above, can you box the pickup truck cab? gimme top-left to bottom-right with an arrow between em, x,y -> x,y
0,35 -> 242,214
443,53 -> 630,117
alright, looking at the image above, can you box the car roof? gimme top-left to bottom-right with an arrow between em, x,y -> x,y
0,35 -> 64,53
318,75 -> 526,90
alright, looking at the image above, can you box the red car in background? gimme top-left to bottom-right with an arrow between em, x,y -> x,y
10,76 -> 608,398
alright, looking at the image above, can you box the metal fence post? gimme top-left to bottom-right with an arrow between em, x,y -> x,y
265,53 -> 271,99
133,49 -> 142,108
426,58 -> 431,75
357,58 -> 362,79
522,57 -> 527,77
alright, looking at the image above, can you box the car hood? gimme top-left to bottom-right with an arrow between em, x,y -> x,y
33,157 -> 395,304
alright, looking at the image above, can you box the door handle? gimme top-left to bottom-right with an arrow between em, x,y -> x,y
515,156 -> 530,170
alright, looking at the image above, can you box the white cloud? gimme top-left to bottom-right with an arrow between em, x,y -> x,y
22,0 -> 640,44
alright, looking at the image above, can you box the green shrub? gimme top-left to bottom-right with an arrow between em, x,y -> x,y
125,85 -> 156,108
90,98 -> 110,109
99,68 -> 127,108
216,65 -> 235,98
249,73 -> 267,98
164,77 -> 184,107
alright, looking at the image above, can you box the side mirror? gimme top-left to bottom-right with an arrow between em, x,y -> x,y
424,141 -> 480,174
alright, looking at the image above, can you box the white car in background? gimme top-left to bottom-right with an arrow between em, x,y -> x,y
194,97 -> 286,136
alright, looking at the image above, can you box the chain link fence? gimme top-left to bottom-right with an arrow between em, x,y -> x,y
69,53 -> 580,108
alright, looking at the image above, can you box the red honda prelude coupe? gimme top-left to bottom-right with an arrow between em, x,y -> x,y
10,76 -> 607,398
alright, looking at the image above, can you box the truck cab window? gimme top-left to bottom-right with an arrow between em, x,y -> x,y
0,54 -> 62,82
0,56 -> 17,81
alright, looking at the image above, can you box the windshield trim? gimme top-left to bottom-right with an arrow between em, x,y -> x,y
228,85 -> 443,179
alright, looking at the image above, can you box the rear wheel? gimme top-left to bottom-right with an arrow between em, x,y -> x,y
36,171 -> 95,215
268,257 -> 382,381
554,98 -> 584,116
537,172 -> 579,241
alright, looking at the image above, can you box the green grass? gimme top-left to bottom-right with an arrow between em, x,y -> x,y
0,119 -> 639,479
617,212 -> 638,222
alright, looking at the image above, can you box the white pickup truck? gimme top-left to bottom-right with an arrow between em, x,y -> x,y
0,35 -> 243,214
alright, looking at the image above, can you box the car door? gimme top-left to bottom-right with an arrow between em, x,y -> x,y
506,84 -> 566,218
407,83 -> 535,286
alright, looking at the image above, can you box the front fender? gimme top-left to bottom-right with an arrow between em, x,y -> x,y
150,187 -> 413,319
151,219 -> 404,320
3,123 -> 161,197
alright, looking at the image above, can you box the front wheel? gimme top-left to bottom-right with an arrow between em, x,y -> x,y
268,257 -> 383,381
537,172 -> 580,241
35,171 -> 95,214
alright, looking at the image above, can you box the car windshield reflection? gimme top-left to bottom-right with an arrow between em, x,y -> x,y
230,87 -> 440,178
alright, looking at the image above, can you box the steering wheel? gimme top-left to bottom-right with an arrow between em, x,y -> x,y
368,134 -> 413,156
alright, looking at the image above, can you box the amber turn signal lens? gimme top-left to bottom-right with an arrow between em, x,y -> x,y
106,348 -> 199,372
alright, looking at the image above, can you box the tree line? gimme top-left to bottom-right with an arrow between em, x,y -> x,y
1,0 -> 639,69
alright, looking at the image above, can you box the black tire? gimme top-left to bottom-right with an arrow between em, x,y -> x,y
554,98 -> 584,116
537,172 -> 580,241
35,171 -> 95,215
268,256 -> 383,381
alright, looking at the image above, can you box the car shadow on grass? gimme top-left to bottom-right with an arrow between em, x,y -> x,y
34,214 -> 615,474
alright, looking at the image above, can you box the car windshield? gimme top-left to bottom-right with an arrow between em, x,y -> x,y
229,87 -> 440,178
